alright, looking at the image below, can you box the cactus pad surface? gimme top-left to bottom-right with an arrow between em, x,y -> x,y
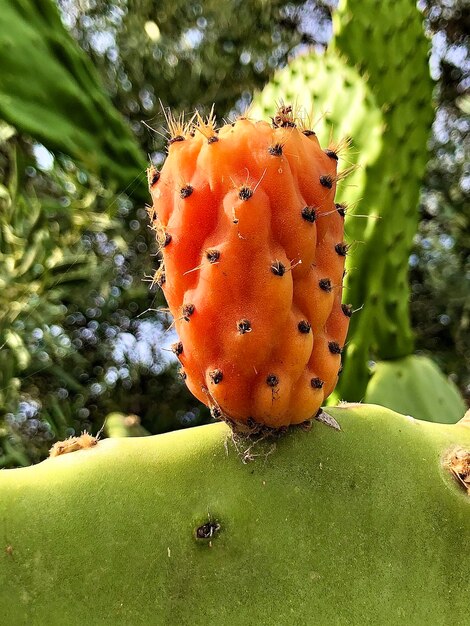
0,404 -> 469,624
365,355 -> 467,423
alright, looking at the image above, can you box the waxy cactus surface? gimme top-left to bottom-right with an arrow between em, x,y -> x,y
148,107 -> 350,428
1,405 -> 469,624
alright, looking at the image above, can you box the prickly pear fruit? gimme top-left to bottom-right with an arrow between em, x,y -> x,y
148,107 -> 350,428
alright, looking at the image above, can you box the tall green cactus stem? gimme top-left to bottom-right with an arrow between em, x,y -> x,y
334,0 -> 434,398
0,405 -> 469,624
254,0 -> 434,400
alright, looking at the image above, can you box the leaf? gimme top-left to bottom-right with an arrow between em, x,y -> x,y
0,0 -> 146,188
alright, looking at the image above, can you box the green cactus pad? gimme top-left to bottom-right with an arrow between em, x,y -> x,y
365,355 -> 467,424
253,52 -> 383,217
1,404 -> 469,624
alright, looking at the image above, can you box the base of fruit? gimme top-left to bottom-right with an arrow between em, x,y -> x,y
217,407 -> 340,438
220,409 -> 341,463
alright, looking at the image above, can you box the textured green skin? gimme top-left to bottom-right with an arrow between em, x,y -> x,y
334,0 -> 434,397
1,405 -> 469,625
254,0 -> 434,400
0,0 -> 146,186
365,355 -> 467,424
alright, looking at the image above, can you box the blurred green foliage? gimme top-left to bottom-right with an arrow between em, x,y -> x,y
0,0 -> 145,186
0,126 -> 120,464
59,0 -> 332,157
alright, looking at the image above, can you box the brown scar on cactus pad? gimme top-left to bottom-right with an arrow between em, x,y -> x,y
195,519 -> 221,542
444,447 -> 470,494
49,432 -> 99,457
147,104 -> 352,429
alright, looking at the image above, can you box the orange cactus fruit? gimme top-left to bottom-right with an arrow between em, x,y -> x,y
147,105 -> 351,429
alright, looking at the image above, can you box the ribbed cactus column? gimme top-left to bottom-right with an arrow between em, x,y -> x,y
333,0 -> 434,399
254,0 -> 434,401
